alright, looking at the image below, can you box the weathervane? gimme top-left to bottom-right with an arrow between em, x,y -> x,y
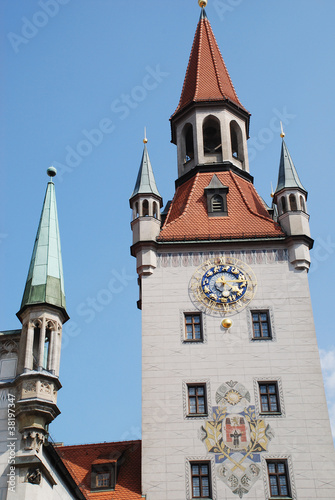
280,121 -> 285,138
143,127 -> 148,144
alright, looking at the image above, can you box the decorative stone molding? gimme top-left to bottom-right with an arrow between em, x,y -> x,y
0,340 -> 19,356
26,467 -> 42,485
22,430 -> 45,452
18,379 -> 57,403
157,249 -> 288,268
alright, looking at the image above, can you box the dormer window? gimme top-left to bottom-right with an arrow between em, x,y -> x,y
204,174 -> 228,217
211,195 -> 224,212
91,463 -> 116,491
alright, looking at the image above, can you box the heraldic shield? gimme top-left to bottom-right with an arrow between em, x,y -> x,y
200,381 -> 274,498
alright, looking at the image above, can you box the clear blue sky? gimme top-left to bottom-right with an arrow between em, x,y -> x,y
1,0 -> 335,445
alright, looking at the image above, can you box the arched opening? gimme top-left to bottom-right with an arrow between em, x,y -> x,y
280,196 -> 287,214
44,328 -> 51,370
153,201 -> 158,219
33,323 -> 41,370
289,194 -> 297,211
300,196 -> 306,212
135,202 -> 139,218
230,121 -> 244,163
211,194 -> 224,212
183,123 -> 194,162
203,116 -> 222,155
142,199 -> 149,217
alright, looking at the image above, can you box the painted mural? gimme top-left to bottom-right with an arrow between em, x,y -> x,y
200,381 -> 274,498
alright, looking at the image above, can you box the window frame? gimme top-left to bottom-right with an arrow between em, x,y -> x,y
187,383 -> 207,417
190,461 -> 212,499
251,310 -> 272,340
91,463 -> 116,491
258,382 -> 281,415
184,313 -> 203,342
266,460 -> 292,498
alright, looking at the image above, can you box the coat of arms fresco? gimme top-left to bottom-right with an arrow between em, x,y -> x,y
200,381 -> 274,498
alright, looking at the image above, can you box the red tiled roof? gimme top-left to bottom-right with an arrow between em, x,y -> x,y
173,13 -> 247,117
56,440 -> 142,500
158,171 -> 284,241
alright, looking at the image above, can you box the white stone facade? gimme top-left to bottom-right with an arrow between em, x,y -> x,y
141,247 -> 335,499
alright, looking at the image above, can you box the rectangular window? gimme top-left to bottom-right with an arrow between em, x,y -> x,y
267,460 -> 291,498
191,462 -> 211,499
188,384 -> 207,416
251,310 -> 271,339
91,464 -> 115,491
259,382 -> 280,414
185,313 -> 202,341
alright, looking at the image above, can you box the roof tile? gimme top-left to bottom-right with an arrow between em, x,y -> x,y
158,171 -> 284,241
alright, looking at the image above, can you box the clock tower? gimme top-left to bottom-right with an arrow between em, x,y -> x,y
131,3 -> 335,500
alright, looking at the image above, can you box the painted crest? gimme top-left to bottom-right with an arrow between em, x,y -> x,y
200,381 -> 274,498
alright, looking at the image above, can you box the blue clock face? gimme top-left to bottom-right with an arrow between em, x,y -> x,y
201,265 -> 247,304
190,257 -> 257,316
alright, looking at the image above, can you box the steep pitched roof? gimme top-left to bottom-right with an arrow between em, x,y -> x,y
56,440 -> 142,500
130,144 -> 161,199
18,178 -> 67,320
172,9 -> 247,117
275,139 -> 306,194
158,171 -> 284,242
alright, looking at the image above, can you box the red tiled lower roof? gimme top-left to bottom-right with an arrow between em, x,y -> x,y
56,440 -> 142,500
158,170 -> 284,242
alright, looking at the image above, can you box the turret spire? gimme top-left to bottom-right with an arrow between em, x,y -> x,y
131,141 -> 161,199
275,138 -> 306,194
18,168 -> 68,321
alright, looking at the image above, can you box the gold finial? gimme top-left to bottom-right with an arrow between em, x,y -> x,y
221,318 -> 233,330
270,182 -> 274,198
280,121 -> 285,138
143,127 -> 148,144
198,0 -> 207,7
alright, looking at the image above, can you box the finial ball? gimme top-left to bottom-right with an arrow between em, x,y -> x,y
47,166 -> 57,178
143,138 -> 148,144
199,0 -> 207,7
221,318 -> 233,329
280,132 -> 285,138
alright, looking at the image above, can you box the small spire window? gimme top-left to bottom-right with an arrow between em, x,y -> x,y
230,120 -> 244,166
183,123 -> 194,163
289,194 -> 297,211
142,199 -> 149,217
300,196 -> 306,212
280,196 -> 287,214
203,116 -> 222,155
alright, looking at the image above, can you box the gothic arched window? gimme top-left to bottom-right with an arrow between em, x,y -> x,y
183,123 -> 194,162
230,120 -> 244,164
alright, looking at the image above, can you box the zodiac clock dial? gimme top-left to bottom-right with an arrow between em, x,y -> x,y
189,257 -> 257,316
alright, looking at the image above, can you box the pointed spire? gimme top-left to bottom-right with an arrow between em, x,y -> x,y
275,138 -> 306,194
172,7 -> 248,117
130,140 -> 161,199
18,168 -> 68,321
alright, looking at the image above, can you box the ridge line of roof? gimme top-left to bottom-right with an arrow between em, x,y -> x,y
204,18 -> 224,101
57,439 -> 141,450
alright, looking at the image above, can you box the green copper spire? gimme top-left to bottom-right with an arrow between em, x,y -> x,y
275,139 -> 306,194
130,142 -> 161,199
18,168 -> 68,320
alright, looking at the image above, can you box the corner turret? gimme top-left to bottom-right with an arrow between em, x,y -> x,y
130,138 -> 163,281
273,136 -> 313,270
